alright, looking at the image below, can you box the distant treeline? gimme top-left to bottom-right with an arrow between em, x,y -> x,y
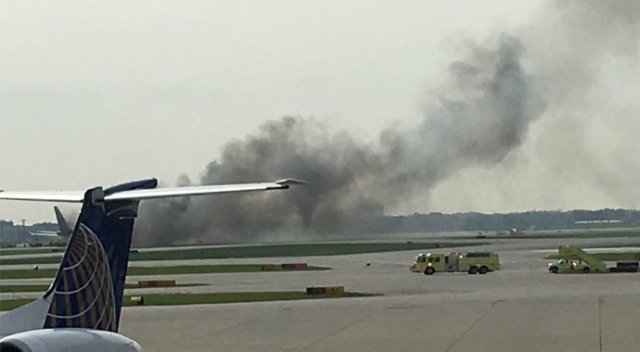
3,209 -> 640,243
0,220 -> 60,244
360,209 -> 640,234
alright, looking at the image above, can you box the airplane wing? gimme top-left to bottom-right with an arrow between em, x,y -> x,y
0,178 -> 305,203
0,191 -> 84,203
105,179 -> 304,201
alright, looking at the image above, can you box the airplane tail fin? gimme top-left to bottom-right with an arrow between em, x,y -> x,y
0,177 -> 299,336
53,206 -> 73,236
42,179 -> 157,332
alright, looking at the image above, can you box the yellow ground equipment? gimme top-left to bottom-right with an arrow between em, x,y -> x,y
410,252 -> 500,275
548,245 -> 639,274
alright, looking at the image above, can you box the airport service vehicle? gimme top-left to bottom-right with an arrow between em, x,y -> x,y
0,178 -> 302,352
410,252 -> 500,275
548,245 -> 639,274
548,258 -> 593,274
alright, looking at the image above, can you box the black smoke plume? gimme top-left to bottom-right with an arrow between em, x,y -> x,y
136,34 -> 544,246
135,1 -> 639,246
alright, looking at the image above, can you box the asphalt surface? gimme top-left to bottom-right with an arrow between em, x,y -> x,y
3,237 -> 640,351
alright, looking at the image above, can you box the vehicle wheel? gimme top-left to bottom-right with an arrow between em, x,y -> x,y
549,266 -> 559,274
582,267 -> 590,274
424,267 -> 435,275
468,266 -> 478,275
479,266 -> 489,275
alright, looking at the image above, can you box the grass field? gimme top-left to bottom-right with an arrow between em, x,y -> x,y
451,228 -> 640,241
0,284 -> 51,293
0,242 -> 466,265
0,247 -> 65,256
0,291 -> 374,311
0,283 -> 205,294
0,298 -> 33,311
0,264 -> 329,280
545,252 -> 640,261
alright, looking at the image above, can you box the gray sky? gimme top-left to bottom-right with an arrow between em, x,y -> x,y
1,1 -> 638,224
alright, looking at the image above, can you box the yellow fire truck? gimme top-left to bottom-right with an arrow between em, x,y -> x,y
410,252 -> 500,275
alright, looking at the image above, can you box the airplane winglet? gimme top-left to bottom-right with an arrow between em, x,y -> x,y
275,178 -> 307,186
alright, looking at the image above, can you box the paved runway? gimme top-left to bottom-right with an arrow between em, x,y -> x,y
116,238 -> 640,352
3,237 -> 640,351
120,294 -> 640,352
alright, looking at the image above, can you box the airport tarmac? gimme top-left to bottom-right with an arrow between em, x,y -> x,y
114,238 -> 639,352
120,292 -> 640,352
3,237 -> 640,351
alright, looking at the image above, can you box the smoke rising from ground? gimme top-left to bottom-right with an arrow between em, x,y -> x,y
135,1 -> 639,246
136,35 -> 542,245
429,0 -> 639,214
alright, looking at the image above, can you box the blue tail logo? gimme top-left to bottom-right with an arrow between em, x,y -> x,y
44,222 -> 117,330
43,179 -> 157,332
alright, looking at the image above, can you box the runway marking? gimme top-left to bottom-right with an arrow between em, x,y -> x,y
598,296 -> 603,352
445,299 -> 504,352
